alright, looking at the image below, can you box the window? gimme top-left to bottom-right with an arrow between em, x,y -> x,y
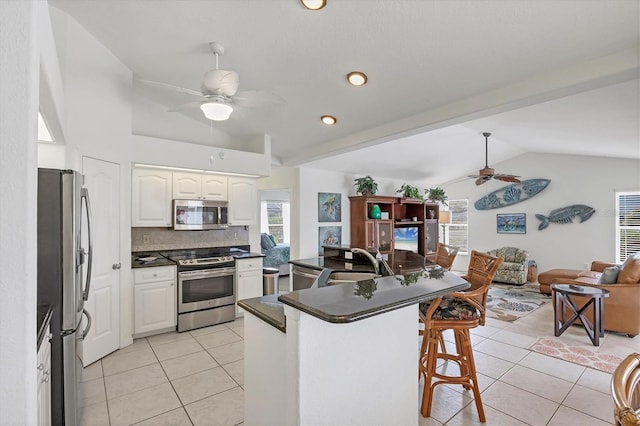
260,201 -> 290,244
447,199 -> 469,255
616,191 -> 640,262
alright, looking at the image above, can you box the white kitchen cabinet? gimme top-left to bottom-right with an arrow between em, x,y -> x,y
37,326 -> 52,426
228,177 -> 257,225
236,257 -> 263,315
132,168 -> 173,227
173,172 -> 228,201
202,175 -> 228,200
133,266 -> 177,336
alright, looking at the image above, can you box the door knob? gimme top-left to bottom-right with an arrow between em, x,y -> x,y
112,263 -> 121,270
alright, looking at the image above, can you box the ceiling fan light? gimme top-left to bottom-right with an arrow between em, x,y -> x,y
300,0 -> 326,10
347,71 -> 368,86
321,115 -> 336,125
200,102 -> 233,121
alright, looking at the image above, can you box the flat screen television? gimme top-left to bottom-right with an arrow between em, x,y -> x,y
394,227 -> 419,253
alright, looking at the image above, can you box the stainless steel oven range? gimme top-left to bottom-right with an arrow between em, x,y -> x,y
162,249 -> 236,332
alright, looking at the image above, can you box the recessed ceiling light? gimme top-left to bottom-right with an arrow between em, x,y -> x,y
300,0 -> 326,10
347,71 -> 368,86
321,115 -> 337,125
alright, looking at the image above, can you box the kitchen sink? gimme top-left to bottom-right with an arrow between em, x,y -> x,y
325,271 -> 379,286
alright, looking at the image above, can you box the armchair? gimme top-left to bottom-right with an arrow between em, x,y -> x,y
486,246 -> 530,285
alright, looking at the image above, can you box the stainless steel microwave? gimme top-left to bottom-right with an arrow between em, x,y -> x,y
173,199 -> 228,230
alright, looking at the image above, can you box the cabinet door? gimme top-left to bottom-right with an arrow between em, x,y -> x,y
132,169 -> 173,227
202,175 -> 228,201
228,177 -> 257,225
376,220 -> 394,253
173,172 -> 202,199
236,269 -> 262,315
134,280 -> 177,335
425,220 -> 438,257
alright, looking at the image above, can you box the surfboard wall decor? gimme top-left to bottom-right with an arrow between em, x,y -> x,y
474,179 -> 551,210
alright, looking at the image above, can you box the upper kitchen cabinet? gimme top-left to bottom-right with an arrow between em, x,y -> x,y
228,177 -> 257,225
173,172 -> 228,201
132,168 -> 173,227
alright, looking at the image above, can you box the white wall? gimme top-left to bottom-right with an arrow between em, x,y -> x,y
0,0 -> 39,423
443,152 -> 640,272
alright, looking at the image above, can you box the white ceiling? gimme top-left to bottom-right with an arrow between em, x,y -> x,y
50,0 -> 640,184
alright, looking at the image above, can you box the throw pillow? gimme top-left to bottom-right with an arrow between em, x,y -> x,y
261,233 -> 276,250
618,258 -> 640,284
268,234 -> 278,246
597,265 -> 621,284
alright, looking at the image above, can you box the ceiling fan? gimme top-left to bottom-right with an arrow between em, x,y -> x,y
139,42 -> 284,121
468,132 -> 521,186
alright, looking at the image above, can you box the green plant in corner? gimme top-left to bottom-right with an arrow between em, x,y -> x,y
397,183 -> 424,201
425,187 -> 448,206
354,176 -> 378,195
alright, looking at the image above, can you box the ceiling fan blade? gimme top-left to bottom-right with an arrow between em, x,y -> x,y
233,90 -> 287,108
138,79 -> 203,97
494,174 -> 522,183
475,176 -> 491,186
167,100 -> 206,112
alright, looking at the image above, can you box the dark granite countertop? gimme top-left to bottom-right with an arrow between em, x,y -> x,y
131,252 -> 176,268
37,304 -> 53,349
233,252 -> 265,260
237,294 -> 286,332
289,249 -> 431,275
240,266 -> 469,330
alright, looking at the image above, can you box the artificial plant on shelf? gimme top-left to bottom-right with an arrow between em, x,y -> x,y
397,183 -> 424,201
354,175 -> 378,195
425,187 -> 448,206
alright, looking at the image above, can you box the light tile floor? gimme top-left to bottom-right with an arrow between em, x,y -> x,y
80,279 -> 639,425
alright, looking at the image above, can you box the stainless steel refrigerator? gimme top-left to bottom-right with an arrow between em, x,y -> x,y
37,169 -> 93,426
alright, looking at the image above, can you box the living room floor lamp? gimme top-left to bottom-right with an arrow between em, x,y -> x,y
439,210 -> 450,244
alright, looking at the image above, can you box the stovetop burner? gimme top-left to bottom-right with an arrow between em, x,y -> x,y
160,248 -> 240,268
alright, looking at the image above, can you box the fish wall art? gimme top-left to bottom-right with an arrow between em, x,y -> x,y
535,204 -> 595,230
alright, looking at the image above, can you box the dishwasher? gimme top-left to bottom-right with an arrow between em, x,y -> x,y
291,265 -> 321,290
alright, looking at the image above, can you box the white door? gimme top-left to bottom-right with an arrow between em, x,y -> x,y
80,157 -> 120,365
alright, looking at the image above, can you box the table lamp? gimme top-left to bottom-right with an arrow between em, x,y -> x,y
439,210 -> 450,244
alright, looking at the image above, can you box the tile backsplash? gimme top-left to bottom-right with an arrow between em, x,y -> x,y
131,227 -> 249,252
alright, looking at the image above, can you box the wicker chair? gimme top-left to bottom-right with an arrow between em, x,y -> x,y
611,352 -> 640,426
419,250 -> 503,422
434,243 -> 460,270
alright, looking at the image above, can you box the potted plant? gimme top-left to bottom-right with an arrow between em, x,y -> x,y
396,183 -> 424,201
425,187 -> 448,206
354,175 -> 378,195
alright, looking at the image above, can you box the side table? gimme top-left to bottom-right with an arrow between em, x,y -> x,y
551,284 -> 610,346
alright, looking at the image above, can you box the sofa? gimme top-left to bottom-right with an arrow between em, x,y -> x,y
486,247 -> 530,285
538,255 -> 640,337
260,233 -> 290,276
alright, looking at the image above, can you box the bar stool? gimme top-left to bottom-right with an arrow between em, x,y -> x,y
611,352 -> 640,426
434,242 -> 460,270
419,250 -> 503,422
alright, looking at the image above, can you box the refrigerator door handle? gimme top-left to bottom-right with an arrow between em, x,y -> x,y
80,309 -> 92,340
81,187 -> 93,301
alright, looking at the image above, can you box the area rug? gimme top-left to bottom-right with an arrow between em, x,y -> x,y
486,283 -> 551,322
528,337 -> 623,374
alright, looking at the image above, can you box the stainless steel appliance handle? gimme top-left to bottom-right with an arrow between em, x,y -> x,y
81,187 -> 93,301
80,309 -> 92,340
178,267 -> 236,280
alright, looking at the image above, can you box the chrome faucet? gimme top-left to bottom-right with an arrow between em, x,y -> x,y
351,248 -> 380,275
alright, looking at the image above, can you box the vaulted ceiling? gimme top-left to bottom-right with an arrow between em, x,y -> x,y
51,0 -> 640,183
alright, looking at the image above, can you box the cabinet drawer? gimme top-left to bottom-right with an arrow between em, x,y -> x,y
236,258 -> 263,272
134,266 -> 176,284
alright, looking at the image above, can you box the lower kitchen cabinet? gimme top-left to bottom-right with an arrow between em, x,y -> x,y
37,325 -> 52,426
236,258 -> 263,315
133,266 -> 177,336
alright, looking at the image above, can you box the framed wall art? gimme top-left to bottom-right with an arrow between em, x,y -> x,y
497,213 -> 526,234
318,192 -> 341,222
318,226 -> 342,255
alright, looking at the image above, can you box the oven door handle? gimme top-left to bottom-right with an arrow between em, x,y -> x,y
178,268 -> 236,280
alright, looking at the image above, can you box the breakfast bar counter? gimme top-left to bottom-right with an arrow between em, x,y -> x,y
240,267 -> 469,426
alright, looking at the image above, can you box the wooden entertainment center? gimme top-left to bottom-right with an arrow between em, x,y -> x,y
349,195 -> 440,260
